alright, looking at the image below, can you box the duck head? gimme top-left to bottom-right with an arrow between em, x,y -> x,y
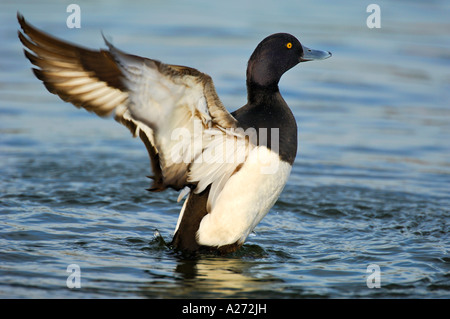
246,33 -> 331,89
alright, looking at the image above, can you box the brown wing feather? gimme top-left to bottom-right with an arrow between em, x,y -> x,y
17,13 -> 164,190
18,13 -> 125,93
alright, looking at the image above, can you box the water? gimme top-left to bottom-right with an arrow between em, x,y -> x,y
1,0 -> 449,298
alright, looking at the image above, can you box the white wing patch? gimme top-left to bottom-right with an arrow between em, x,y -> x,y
109,50 -> 212,128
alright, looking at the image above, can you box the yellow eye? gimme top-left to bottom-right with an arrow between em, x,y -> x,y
286,42 -> 292,49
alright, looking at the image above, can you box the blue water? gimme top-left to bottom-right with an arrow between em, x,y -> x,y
1,0 -> 449,298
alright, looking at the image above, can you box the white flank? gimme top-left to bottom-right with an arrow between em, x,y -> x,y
196,146 -> 291,247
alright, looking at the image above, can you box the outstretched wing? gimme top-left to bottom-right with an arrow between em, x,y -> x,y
18,13 -> 247,210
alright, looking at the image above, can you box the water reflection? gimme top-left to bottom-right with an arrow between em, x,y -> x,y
172,253 -> 279,298
138,241 -> 283,298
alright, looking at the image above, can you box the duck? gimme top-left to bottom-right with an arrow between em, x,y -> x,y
17,13 -> 331,254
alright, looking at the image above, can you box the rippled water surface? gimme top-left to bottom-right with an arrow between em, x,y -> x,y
1,0 -> 449,298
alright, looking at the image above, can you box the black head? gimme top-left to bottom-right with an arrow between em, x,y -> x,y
246,33 -> 331,88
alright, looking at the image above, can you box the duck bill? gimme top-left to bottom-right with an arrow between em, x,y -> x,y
300,45 -> 332,62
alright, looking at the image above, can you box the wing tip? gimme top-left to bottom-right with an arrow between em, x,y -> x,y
17,12 -> 39,40
101,32 -> 114,50
17,11 -> 25,27
17,13 -> 33,53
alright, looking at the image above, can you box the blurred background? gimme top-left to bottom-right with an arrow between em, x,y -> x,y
1,0 -> 449,298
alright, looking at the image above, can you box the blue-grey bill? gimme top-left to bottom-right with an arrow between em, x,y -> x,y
300,45 -> 332,62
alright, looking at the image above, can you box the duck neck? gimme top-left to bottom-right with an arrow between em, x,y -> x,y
246,80 -> 280,106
